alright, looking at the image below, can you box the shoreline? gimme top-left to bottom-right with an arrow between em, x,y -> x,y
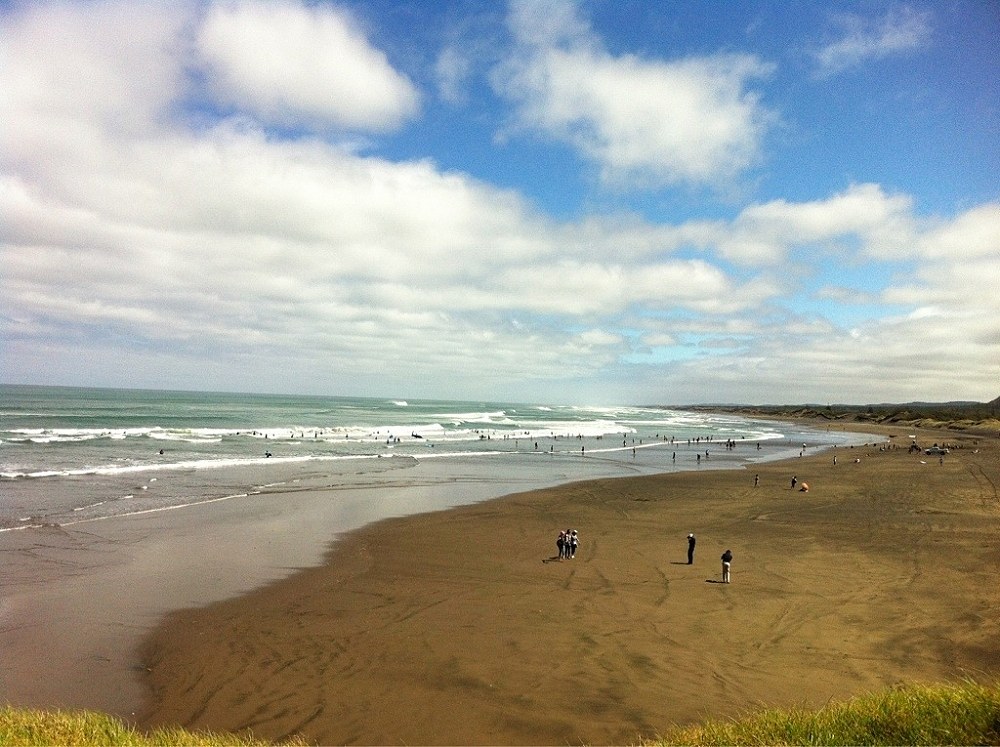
137,420 -> 1000,744
0,415 -> 863,721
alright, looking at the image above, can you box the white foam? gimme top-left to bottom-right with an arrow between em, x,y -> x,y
12,453 -> 381,479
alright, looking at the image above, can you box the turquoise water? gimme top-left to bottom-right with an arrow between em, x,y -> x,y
0,385 -> 872,529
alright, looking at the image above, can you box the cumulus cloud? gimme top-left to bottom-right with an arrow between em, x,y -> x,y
494,0 -> 775,187
718,183 -> 917,264
913,204 -> 1000,260
813,5 -> 933,76
0,1 -> 187,161
196,0 -> 420,131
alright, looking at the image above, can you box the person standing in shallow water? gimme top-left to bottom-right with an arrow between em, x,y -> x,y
721,549 -> 733,583
687,533 -> 696,564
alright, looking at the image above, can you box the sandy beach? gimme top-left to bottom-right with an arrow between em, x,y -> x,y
136,423 -> 1000,745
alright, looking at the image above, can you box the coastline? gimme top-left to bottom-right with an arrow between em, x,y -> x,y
137,420 -> 1000,745
0,411 -> 861,721
0,453 -> 602,718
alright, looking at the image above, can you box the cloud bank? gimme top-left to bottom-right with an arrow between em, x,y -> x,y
1,0 -> 997,404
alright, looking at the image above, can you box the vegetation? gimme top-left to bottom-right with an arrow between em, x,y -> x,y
654,681 -> 1000,746
0,706 -> 303,747
682,397 -> 1000,435
4,681 -> 998,745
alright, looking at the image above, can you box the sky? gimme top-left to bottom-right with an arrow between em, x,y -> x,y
1,0 -> 998,406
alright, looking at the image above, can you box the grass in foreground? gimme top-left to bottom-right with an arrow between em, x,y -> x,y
0,706 -> 304,747
3,681 -> 999,746
654,681 -> 1000,746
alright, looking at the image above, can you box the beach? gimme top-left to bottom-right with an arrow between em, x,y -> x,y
4,388 -> 870,726
136,423 -> 1000,745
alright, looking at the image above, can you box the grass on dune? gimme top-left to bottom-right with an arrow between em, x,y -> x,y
0,706 -> 304,747
654,681 -> 1000,746
3,681 -> 999,746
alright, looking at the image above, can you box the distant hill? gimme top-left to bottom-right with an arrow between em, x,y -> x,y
678,397 -> 1000,435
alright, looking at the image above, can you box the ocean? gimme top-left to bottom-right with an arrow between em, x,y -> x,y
0,385 -> 872,532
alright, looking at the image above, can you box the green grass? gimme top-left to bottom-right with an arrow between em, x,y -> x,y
654,681 -> 1000,746
4,681 -> 999,746
0,706 -> 303,746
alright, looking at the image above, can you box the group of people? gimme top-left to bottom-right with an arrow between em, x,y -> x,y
554,529 -> 732,582
556,529 -> 579,559
688,533 -> 733,582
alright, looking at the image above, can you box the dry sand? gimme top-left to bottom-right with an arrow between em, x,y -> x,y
138,424 -> 1000,745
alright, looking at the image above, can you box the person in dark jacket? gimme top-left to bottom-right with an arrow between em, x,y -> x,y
687,533 -> 696,564
721,549 -> 733,583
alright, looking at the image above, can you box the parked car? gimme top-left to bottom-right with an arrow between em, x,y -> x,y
925,446 -> 949,455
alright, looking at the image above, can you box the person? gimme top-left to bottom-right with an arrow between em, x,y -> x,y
721,549 -> 733,583
569,529 -> 579,558
753,473 -> 759,487
790,475 -> 797,489
557,531 -> 566,559
687,533 -> 696,564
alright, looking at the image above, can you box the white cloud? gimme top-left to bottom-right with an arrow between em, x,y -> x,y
813,5 -> 933,76
641,333 -> 677,348
435,46 -> 473,105
0,1 -> 187,162
1,0 -> 996,404
577,329 -> 621,347
717,183 -> 916,264
196,0 -> 419,131
494,0 -> 775,187
914,204 -> 1000,260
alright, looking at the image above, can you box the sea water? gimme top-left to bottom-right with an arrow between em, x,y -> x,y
0,385 -> 872,531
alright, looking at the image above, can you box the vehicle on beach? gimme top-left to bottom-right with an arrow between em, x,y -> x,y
925,446 -> 949,455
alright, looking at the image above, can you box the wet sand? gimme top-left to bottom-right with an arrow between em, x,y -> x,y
0,456 -> 574,717
138,424 -> 1000,745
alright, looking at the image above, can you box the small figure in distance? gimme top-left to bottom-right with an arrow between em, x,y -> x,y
687,533 -> 696,564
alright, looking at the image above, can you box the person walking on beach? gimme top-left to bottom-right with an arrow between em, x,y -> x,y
721,549 -> 733,583
687,533 -> 696,564
791,475 -> 797,490
569,529 -> 579,558
557,530 -> 566,559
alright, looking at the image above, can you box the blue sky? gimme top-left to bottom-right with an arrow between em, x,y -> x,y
1,0 -> 998,405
